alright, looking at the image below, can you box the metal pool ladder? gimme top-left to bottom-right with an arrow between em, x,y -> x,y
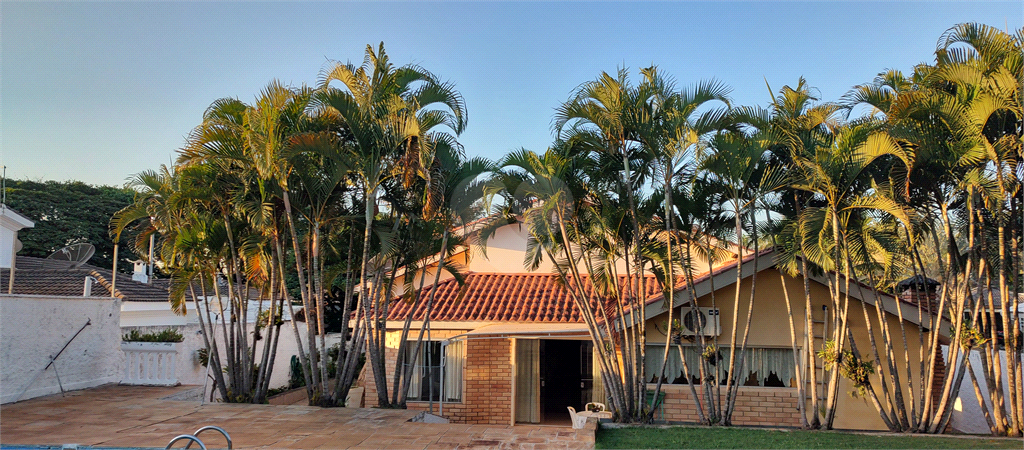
165,425 -> 232,449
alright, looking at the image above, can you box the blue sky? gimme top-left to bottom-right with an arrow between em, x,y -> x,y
2,1 -> 1021,187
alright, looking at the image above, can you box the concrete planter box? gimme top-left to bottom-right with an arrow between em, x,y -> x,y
121,341 -> 181,386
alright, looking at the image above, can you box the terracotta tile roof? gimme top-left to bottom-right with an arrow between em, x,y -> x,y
1,256 -> 168,302
384,250 -> 770,324
386,272 -> 683,323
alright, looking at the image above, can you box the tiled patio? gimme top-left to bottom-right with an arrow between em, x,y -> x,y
0,385 -> 594,449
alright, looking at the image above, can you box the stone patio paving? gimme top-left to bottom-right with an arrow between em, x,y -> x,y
0,385 -> 594,449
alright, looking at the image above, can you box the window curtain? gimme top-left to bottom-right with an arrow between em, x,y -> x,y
645,345 -> 796,387
592,344 -> 605,405
515,339 -> 540,423
405,345 -> 422,399
443,340 -> 464,402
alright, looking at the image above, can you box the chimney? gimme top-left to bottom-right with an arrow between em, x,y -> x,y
83,276 -> 96,296
131,260 -> 148,284
897,275 -> 941,313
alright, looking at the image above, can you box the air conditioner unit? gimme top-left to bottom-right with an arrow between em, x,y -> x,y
680,307 -> 721,337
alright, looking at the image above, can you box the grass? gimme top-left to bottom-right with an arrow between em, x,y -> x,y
596,425 -> 1022,449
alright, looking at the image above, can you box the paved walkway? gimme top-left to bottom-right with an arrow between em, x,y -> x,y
0,385 -> 594,449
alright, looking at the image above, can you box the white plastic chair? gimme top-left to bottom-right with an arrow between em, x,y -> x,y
567,406 -> 587,429
584,402 -> 606,412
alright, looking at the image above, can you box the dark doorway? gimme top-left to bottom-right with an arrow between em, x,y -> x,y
540,340 -> 585,425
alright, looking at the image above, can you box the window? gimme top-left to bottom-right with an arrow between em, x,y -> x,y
645,345 -> 796,387
404,340 -> 464,402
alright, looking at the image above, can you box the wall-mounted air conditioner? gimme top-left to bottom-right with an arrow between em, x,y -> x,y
680,307 -> 721,337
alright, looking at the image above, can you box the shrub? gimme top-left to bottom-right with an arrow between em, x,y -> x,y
123,328 -> 184,343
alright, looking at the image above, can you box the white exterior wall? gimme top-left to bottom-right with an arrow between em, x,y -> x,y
1,294 -> 121,403
0,207 -> 34,269
947,345 -> 1024,434
0,227 -> 19,268
467,222 -> 715,275
390,221 -> 720,298
467,222 -> 555,273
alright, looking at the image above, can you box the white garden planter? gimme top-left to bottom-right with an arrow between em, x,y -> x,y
121,342 -> 180,386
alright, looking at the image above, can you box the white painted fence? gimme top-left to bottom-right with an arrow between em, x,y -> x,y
121,342 -> 180,386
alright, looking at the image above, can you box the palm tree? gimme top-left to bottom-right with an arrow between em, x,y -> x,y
698,125 -> 788,425
552,68 -> 665,421
314,43 -> 468,408
495,144 -> 644,419
786,119 -> 911,429
639,69 -> 733,424
761,78 -> 845,429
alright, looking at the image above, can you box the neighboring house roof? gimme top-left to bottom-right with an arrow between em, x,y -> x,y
0,205 -> 35,230
1,256 -> 169,302
896,275 -> 941,292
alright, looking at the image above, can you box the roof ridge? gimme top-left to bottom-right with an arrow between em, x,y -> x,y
87,270 -> 124,299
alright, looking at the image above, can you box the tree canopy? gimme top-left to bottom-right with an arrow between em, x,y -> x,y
5,179 -> 138,270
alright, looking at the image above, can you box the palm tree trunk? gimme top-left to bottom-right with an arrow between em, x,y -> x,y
333,229 -> 361,402
650,167 -> 677,422
260,269 -> 286,402
683,240 -> 711,424
779,269 -> 808,428
846,250 -> 899,430
394,270 -> 429,406
551,207 -> 630,420
863,261 -> 911,430
727,205 -> 761,422
222,212 -> 251,397
845,328 -> 897,431
313,224 -> 330,401
282,189 -> 321,401
920,202 -> 955,429
274,230 -> 313,400
707,233 -> 724,423
823,210 -> 844,429
927,199 -> 978,433
996,226 -> 1020,435
356,185 -> 391,408
254,261 -> 276,402
723,199 -> 744,425
621,147 -> 649,421
193,278 -> 229,401
799,257 -> 820,429
968,356 -> 999,434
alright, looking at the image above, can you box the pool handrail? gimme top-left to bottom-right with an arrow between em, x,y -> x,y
165,434 -> 207,450
185,425 -> 232,449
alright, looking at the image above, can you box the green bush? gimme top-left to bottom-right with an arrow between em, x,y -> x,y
122,328 -> 184,343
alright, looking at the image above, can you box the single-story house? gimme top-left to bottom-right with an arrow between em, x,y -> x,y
360,221 -> 950,431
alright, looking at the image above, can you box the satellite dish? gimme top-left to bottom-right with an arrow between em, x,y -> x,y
47,243 -> 95,268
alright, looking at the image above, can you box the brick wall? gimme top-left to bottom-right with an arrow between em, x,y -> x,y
394,337 -> 513,425
360,331 -> 514,425
657,384 -> 802,427
361,329 -> 465,412
454,337 -> 512,424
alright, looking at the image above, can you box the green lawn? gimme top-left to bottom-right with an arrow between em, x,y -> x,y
596,426 -> 1022,449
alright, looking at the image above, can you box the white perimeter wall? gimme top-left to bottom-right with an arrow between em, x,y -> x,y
124,321 -> 342,398
945,345 -> 1024,434
1,294 -> 122,404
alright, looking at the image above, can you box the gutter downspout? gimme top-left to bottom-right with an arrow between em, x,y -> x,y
440,340 -> 446,418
